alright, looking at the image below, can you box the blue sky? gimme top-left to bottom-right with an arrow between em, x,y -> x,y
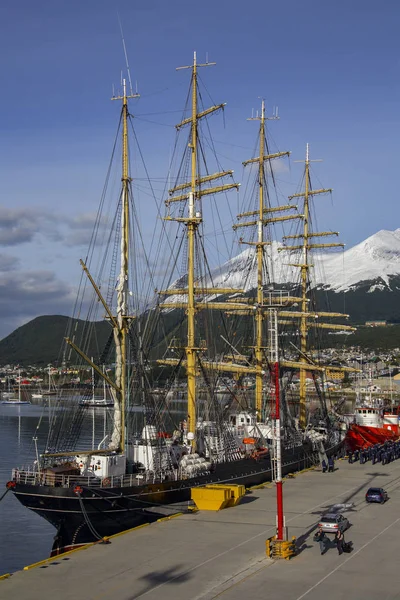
0,0 -> 399,339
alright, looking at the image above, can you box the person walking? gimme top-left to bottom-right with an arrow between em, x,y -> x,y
335,529 -> 345,555
315,527 -> 327,555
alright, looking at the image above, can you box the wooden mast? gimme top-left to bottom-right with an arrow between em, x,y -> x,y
281,143 -> 355,428
186,52 -> 198,443
161,53 -> 239,449
110,78 -> 139,451
64,78 -> 140,454
233,100 -> 291,419
299,143 -> 311,431
255,101 -> 266,418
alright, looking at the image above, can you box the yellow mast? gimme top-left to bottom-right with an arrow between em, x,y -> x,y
255,101 -> 265,418
111,78 -> 139,451
279,143 -> 355,429
186,52 -> 198,444
234,101 -> 290,419
65,78 -> 139,453
161,53 -> 239,449
299,144 -> 310,430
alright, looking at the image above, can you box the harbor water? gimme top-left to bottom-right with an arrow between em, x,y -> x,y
0,395 -> 188,574
0,401 -> 122,575
0,403 -> 54,574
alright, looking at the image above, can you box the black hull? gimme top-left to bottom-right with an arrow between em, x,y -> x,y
11,439 -> 343,555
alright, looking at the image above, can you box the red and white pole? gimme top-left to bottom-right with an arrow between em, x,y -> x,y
274,360 -> 284,540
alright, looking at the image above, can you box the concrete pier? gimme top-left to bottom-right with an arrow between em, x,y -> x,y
2,457 -> 400,600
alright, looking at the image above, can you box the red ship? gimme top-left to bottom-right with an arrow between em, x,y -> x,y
345,405 -> 400,451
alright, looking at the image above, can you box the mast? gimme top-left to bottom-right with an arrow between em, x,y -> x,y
186,52 -> 198,442
280,144 -> 355,429
255,101 -> 266,419
110,78 -> 139,451
160,53 -> 240,449
299,144 -> 311,430
233,100 -> 292,419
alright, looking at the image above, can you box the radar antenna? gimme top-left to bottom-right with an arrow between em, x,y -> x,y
118,12 -> 135,97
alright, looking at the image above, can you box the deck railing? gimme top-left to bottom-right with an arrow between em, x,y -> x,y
12,468 -> 158,489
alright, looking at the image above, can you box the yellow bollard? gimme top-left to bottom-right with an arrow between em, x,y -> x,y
266,536 -> 296,560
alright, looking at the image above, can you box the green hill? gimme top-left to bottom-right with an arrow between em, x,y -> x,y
0,315 -> 111,366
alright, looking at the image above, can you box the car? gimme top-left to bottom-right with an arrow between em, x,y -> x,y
365,487 -> 388,504
318,513 -> 350,534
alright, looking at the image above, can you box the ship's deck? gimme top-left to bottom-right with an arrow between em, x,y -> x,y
3,455 -> 400,600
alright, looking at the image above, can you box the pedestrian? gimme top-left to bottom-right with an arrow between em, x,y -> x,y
335,529 -> 345,555
328,457 -> 334,472
322,459 -> 327,473
348,451 -> 353,464
314,527 -> 327,555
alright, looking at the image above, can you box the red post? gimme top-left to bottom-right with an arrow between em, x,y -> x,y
275,361 -> 284,540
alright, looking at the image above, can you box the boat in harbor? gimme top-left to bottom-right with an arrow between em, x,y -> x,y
79,365 -> 114,408
1,371 -> 31,405
344,381 -> 399,449
1,399 -> 31,405
7,54 -> 351,555
79,398 -> 114,408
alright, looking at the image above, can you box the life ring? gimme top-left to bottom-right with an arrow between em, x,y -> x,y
102,477 -> 111,487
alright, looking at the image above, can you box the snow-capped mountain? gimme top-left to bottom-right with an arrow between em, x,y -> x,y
206,229 -> 400,293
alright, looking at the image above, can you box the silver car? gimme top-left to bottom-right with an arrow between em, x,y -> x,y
318,513 -> 349,534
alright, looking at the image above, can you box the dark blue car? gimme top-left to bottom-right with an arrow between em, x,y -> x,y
365,487 -> 388,504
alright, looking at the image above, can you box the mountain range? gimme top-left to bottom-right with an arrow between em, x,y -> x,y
163,228 -> 400,325
201,228 -> 400,294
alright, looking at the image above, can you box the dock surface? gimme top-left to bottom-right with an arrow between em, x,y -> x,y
2,457 -> 400,600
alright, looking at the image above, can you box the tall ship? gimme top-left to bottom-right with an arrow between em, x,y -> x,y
7,55 -> 350,555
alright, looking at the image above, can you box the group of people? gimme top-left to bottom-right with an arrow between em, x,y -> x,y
348,440 -> 400,466
314,527 -> 348,556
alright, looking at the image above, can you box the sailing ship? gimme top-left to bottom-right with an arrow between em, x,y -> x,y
79,365 -> 114,408
1,371 -> 31,405
42,365 -> 58,396
7,54 -> 349,555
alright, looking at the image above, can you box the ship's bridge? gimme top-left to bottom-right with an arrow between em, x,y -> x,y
355,407 -> 381,428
